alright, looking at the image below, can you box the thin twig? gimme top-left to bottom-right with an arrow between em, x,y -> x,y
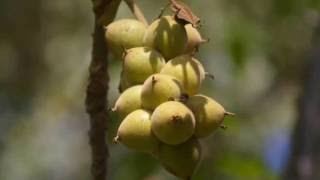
124,0 -> 148,25
155,2 -> 170,20
86,0 -> 121,179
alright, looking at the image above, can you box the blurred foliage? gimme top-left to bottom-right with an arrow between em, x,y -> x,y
0,0 -> 319,179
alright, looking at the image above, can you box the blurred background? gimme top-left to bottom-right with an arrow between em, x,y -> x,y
1,0 -> 320,179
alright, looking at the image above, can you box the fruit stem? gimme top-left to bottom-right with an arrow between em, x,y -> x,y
121,45 -> 129,59
179,93 -> 189,102
225,112 -> 235,116
200,38 -> 210,44
155,2 -> 170,20
124,0 -> 148,26
171,115 -> 181,123
151,76 -> 157,85
220,124 -> 228,130
205,72 -> 215,80
190,47 -> 198,56
111,106 -> 117,112
113,136 -> 120,143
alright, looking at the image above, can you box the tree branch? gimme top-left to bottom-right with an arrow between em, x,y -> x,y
124,0 -> 148,25
86,0 -> 121,179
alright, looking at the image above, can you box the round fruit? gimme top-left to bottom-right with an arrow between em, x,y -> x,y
194,58 -> 206,81
114,109 -> 159,153
185,94 -> 229,138
112,85 -> 142,119
105,19 -> 147,59
123,47 -> 166,84
160,55 -> 205,95
151,101 -> 195,145
185,24 -> 207,53
144,16 -> 188,60
141,74 -> 182,110
158,138 -> 201,179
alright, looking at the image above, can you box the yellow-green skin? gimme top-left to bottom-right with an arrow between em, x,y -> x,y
116,109 -> 159,153
160,55 -> 205,95
144,16 -> 188,60
113,85 -> 142,119
151,101 -> 195,145
194,58 -> 206,81
158,138 -> 201,179
185,24 -> 203,53
141,74 -> 182,110
186,94 -> 226,138
123,47 -> 166,84
105,19 -> 147,59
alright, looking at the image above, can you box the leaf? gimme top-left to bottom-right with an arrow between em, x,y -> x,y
169,0 -> 200,28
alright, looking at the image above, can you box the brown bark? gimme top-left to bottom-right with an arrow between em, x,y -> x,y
85,0 -> 120,179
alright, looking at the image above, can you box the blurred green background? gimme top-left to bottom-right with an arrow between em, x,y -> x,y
1,0 -> 320,179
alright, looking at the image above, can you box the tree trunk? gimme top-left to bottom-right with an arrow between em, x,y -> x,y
284,20 -> 320,180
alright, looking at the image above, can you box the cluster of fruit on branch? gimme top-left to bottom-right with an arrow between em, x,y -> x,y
104,1 -> 233,179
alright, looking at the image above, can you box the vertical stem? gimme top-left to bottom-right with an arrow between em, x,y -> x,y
86,0 -> 120,179
86,24 -> 109,180
124,0 -> 148,25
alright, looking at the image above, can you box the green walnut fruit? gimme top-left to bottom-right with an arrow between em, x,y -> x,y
123,47 -> 166,84
114,109 -> 159,153
112,85 -> 142,119
151,101 -> 195,145
105,19 -> 147,59
144,16 -> 188,60
186,94 -> 231,138
185,24 -> 207,53
194,58 -> 206,81
141,74 -> 182,110
160,54 -> 205,95
158,138 -> 201,179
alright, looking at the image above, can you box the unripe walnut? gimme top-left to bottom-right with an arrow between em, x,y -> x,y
141,74 -> 182,110
105,19 -> 147,59
112,85 -> 142,119
185,24 -> 207,53
193,58 -> 206,81
144,16 -> 188,60
123,47 -> 166,84
160,54 -> 205,95
114,109 -> 159,153
151,101 -> 195,145
158,138 -> 201,179
186,94 -> 230,138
